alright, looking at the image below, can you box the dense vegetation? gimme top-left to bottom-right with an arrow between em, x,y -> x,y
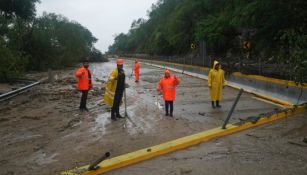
108,0 -> 307,83
0,0 -> 105,82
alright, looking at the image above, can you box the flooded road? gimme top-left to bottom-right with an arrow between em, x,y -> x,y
90,58 -> 281,137
0,58 -> 294,175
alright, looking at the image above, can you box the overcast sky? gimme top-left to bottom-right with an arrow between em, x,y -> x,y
36,0 -> 157,53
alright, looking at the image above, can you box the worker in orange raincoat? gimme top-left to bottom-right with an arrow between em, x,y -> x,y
157,69 -> 180,117
208,60 -> 225,108
134,59 -> 140,82
104,58 -> 126,121
75,58 -> 93,112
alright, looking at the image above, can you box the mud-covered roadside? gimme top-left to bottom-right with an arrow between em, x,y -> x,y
0,67 -> 107,175
0,60 -> 293,175
0,62 -> 213,175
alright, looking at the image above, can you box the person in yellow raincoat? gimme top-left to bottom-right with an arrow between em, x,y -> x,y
104,59 -> 125,121
208,60 -> 226,108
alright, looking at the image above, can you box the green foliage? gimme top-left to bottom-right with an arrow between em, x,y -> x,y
27,13 -> 98,70
0,1 -> 104,81
89,48 -> 108,62
0,41 -> 28,82
108,0 -> 307,83
0,0 -> 39,20
278,28 -> 307,83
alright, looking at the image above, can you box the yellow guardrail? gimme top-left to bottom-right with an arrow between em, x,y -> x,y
61,105 -> 306,175
61,57 -> 305,175
141,59 -> 306,89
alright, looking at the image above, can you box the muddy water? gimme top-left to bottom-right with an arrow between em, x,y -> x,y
0,59 -> 285,175
92,59 -> 280,132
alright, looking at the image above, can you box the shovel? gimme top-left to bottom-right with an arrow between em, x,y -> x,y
123,87 -> 138,127
155,91 -> 163,110
129,68 -> 134,80
124,87 -> 128,117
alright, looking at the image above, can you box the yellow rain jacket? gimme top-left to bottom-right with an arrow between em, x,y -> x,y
104,68 -> 125,107
208,61 -> 226,101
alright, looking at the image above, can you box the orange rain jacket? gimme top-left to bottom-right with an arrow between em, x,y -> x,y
134,62 -> 140,81
157,70 -> 180,101
75,67 -> 93,91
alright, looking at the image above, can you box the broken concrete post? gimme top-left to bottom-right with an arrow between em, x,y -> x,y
48,68 -> 54,83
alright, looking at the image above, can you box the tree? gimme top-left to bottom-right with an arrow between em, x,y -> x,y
0,0 -> 38,81
108,0 -> 307,83
0,40 -> 27,82
27,13 -> 99,70
0,0 -> 39,20
0,1 -> 103,81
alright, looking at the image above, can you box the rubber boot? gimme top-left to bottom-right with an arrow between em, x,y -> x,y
216,100 -> 221,108
111,114 -> 117,121
83,107 -> 89,112
116,114 -> 124,118
211,101 -> 215,109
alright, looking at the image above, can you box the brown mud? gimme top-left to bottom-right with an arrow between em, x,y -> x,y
1,59 -> 300,175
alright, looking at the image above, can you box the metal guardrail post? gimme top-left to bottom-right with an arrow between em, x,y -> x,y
48,68 -> 54,83
222,88 -> 244,129
182,57 -> 186,74
88,152 -> 111,171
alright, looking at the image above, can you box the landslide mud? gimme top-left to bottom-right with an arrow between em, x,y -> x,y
0,59 -> 284,175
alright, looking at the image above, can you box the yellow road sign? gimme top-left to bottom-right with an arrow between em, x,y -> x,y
243,41 -> 251,50
190,43 -> 196,49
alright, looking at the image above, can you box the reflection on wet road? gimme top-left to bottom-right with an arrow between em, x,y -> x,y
90,58 -> 281,137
